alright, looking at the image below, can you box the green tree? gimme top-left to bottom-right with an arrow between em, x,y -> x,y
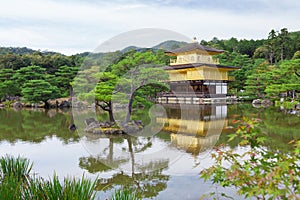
277,28 -> 289,62
54,65 -> 78,97
116,65 -> 168,122
78,50 -> 170,123
0,69 -> 18,99
244,61 -> 273,98
94,72 -> 119,122
264,59 -> 300,98
267,29 -> 277,64
217,51 -> 255,93
13,66 -> 46,89
110,51 -> 168,122
21,80 -> 59,104
72,65 -> 100,105
292,51 -> 300,60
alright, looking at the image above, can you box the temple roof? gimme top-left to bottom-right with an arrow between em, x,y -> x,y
164,63 -> 240,70
166,42 -> 224,55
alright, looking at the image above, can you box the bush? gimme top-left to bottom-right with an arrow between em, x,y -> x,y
111,188 -> 141,200
201,117 -> 300,199
275,100 -> 299,109
0,155 -> 97,200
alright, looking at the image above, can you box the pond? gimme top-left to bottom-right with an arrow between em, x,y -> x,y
0,104 -> 299,199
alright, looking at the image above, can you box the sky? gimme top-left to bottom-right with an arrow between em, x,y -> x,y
0,0 -> 299,55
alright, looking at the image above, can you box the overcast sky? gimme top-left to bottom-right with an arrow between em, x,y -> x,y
0,0 -> 299,55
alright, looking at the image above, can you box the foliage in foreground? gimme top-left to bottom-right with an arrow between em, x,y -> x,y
111,188 -> 141,200
201,117 -> 300,200
0,155 -> 96,200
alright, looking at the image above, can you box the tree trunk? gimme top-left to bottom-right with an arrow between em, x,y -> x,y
109,138 -> 113,163
109,105 -> 115,122
281,44 -> 284,62
69,86 -> 73,97
97,100 -> 115,122
126,79 -> 135,123
125,93 -> 134,123
127,138 -> 135,175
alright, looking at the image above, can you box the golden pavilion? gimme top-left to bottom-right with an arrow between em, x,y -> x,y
157,40 -> 239,104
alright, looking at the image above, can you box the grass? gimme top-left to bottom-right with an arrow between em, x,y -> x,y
0,155 -> 97,200
0,155 -> 140,200
0,155 -> 32,200
111,188 -> 141,200
0,155 -> 32,181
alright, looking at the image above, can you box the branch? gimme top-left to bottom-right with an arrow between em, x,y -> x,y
96,101 -> 110,111
294,69 -> 300,77
112,87 -> 121,94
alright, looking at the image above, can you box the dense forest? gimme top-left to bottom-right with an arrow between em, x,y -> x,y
0,28 -> 299,107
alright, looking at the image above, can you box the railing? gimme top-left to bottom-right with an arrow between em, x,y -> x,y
170,57 -> 220,66
157,92 -> 226,98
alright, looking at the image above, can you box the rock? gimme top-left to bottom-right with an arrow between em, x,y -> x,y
84,119 -> 121,134
72,101 -> 84,108
85,121 -> 102,132
296,103 -> 300,110
88,103 -> 96,108
71,97 -> 88,108
13,101 -> 23,109
252,103 -> 262,108
261,99 -> 273,107
252,99 -> 261,105
47,98 -> 72,108
122,121 -> 143,134
59,100 -> 71,108
38,101 -> 45,108
47,99 -> 58,108
85,118 -> 98,126
69,124 -> 76,131
92,129 -> 102,134
134,120 -> 144,127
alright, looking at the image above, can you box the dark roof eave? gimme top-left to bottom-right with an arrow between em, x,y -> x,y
163,63 -> 240,70
166,43 -> 224,54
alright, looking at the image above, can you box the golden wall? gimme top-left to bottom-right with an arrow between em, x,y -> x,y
167,67 -> 229,81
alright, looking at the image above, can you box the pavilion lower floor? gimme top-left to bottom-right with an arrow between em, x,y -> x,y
157,80 -> 236,104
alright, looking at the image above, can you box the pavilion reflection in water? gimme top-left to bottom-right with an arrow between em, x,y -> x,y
157,104 -> 228,155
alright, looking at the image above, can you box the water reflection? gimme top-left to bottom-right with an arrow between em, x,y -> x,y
94,158 -> 169,199
157,104 -> 228,156
0,108 -> 79,143
79,135 -> 170,199
76,104 -> 229,199
0,104 -> 299,199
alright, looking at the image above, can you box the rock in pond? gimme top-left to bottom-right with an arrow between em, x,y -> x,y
84,118 -> 121,134
69,124 -> 77,131
252,99 -> 261,105
261,99 -> 273,107
13,101 -> 23,109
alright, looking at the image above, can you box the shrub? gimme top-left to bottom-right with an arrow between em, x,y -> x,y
0,155 -> 97,200
201,117 -> 300,199
111,188 -> 141,200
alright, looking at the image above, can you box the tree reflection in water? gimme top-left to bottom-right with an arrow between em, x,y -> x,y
0,108 -> 79,144
79,134 -> 169,199
77,105 -> 229,198
1,104 -> 298,199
